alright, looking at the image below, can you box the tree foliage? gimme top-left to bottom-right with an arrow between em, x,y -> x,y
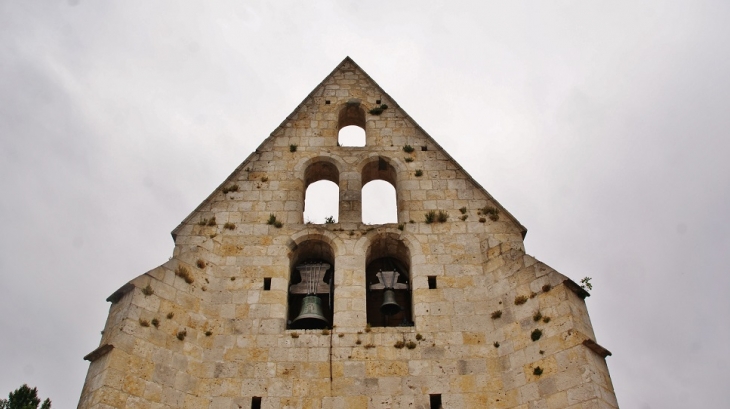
0,384 -> 51,409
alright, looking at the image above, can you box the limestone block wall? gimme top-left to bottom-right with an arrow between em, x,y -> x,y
77,58 -> 617,409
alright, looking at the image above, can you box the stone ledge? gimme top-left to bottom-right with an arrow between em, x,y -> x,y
106,283 -> 134,303
83,344 -> 114,362
583,339 -> 612,358
563,279 -> 590,299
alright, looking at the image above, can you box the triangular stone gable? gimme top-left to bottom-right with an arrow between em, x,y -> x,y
172,57 -> 525,240
79,57 -> 618,409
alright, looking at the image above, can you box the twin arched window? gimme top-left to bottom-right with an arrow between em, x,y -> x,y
303,157 -> 398,224
286,235 -> 413,330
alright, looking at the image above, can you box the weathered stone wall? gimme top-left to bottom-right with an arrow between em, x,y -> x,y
78,58 -> 617,409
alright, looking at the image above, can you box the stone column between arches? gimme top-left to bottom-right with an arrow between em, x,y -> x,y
338,170 -> 362,223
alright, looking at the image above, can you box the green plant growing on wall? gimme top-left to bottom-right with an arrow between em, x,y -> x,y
207,217 -> 216,226
289,144 -> 298,152
533,366 -> 543,376
405,341 -> 417,349
175,265 -> 194,284
290,332 -> 299,339
139,319 -> 150,327
493,342 -> 500,348
404,157 -> 414,163
542,284 -> 551,292
415,333 -> 423,341
479,217 -> 486,223
533,311 -> 543,322
151,318 -> 160,328
324,216 -> 335,224
580,277 -> 593,291
491,310 -> 502,319
394,341 -> 405,349
531,329 -> 543,342
223,222 -> 236,230
166,312 -> 174,319
398,224 -> 404,231
205,330 -> 213,337
459,207 -> 467,214
460,215 -> 468,221
542,317 -> 551,323
424,210 -> 436,224
176,330 -> 187,341
514,295 -> 528,305
267,214 -> 283,228
403,144 -> 415,153
437,211 -> 449,223
479,206 -> 499,221
141,285 -> 154,296
196,259 -> 206,269
369,104 -> 388,115
222,184 -> 239,194
414,169 -> 423,177
260,176 -> 268,182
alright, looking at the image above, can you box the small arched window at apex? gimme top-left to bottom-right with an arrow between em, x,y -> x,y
338,125 -> 365,147
337,103 -> 366,147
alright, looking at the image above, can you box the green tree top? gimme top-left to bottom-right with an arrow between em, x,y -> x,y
0,384 -> 51,409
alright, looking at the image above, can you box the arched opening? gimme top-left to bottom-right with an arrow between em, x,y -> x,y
303,160 -> 339,224
337,103 -> 366,147
362,180 -> 397,224
338,125 -> 366,147
366,234 -> 413,327
361,157 -> 398,224
304,181 -> 339,224
288,239 -> 335,330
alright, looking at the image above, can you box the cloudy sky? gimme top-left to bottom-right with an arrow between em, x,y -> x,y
1,1 -> 729,407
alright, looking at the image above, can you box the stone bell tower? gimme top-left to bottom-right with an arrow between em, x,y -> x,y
77,57 -> 618,408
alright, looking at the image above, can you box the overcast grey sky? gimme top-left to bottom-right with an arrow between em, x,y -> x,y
1,1 -> 729,408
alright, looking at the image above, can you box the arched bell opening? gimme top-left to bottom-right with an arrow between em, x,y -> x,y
361,157 -> 399,224
302,160 -> 340,224
365,235 -> 413,327
287,239 -> 335,330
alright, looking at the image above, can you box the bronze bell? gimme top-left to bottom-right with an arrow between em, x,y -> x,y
292,295 -> 328,329
380,289 -> 402,316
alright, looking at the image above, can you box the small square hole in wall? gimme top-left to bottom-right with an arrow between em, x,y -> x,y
263,278 -> 271,291
429,394 -> 442,409
428,276 -> 437,289
251,397 -> 262,409
421,146 -> 428,151
325,100 -> 330,105
376,99 -> 381,104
